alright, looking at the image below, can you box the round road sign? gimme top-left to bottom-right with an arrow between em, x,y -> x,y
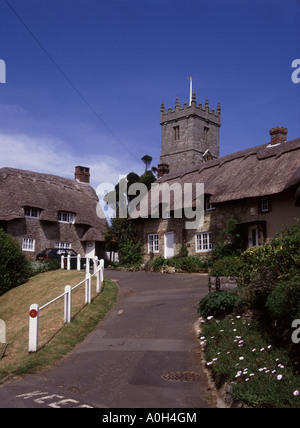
29,309 -> 38,318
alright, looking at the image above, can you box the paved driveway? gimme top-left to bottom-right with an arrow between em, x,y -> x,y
0,271 -> 213,408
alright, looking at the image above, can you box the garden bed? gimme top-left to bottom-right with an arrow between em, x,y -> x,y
198,315 -> 300,408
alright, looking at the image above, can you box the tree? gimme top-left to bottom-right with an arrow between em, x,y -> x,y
103,169 -> 156,208
104,211 -> 142,266
0,229 -> 32,295
141,155 -> 152,172
103,162 -> 157,266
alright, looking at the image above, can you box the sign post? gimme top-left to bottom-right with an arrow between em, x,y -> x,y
28,304 -> 39,353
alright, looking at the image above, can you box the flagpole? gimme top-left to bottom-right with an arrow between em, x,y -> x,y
188,76 -> 193,106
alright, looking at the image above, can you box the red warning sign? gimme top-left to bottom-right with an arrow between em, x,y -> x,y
29,309 -> 38,318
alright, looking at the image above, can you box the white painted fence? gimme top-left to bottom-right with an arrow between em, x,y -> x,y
29,259 -> 104,353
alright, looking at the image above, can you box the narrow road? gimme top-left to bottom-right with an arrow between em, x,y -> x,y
0,271 -> 213,408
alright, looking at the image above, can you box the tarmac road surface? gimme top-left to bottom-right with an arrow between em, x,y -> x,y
0,271 -> 214,409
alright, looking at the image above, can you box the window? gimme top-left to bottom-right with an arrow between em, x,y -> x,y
205,196 -> 215,211
204,126 -> 209,143
24,207 -> 40,219
195,232 -> 213,252
22,237 -> 35,252
173,126 -> 180,141
148,233 -> 159,253
261,198 -> 269,213
55,241 -> 72,249
58,212 -> 76,224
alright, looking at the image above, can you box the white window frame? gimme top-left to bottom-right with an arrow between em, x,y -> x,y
261,198 -> 269,213
195,232 -> 213,252
148,233 -> 159,254
55,241 -> 72,249
24,207 -> 40,219
22,237 -> 35,252
248,225 -> 263,248
205,196 -> 215,211
58,212 -> 76,224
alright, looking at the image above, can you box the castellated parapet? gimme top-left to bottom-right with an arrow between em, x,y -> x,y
160,92 -> 221,173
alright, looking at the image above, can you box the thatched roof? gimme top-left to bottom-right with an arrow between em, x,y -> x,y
0,167 -> 106,240
295,185 -> 300,207
133,137 -> 300,216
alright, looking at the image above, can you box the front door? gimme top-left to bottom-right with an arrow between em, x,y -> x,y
248,225 -> 260,248
164,232 -> 174,259
85,241 -> 95,258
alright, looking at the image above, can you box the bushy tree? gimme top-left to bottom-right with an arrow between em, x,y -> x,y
0,229 -> 32,295
104,214 -> 142,266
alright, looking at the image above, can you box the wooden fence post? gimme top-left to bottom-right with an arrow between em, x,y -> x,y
100,259 -> 104,284
85,273 -> 91,304
28,304 -> 39,353
64,285 -> 72,323
93,256 -> 98,275
0,319 -> 5,344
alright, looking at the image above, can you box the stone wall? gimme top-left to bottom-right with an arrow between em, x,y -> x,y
7,218 -> 88,260
209,276 -> 238,292
134,190 -> 299,261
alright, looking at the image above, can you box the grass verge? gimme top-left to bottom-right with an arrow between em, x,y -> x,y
0,270 -> 118,382
200,316 -> 300,408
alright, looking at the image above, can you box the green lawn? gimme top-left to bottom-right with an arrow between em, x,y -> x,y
0,269 -> 118,382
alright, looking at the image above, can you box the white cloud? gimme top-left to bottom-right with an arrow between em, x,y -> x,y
0,132 -> 143,189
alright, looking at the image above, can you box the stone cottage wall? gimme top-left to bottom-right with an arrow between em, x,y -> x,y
134,190 -> 299,261
7,218 -> 88,260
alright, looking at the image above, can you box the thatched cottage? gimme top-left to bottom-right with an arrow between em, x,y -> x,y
133,124 -> 300,260
0,166 -> 106,260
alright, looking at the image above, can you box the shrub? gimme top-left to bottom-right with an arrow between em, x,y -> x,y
0,229 -> 32,295
266,276 -> 300,323
30,259 -> 61,275
240,224 -> 300,287
197,291 -> 240,318
211,216 -> 242,260
152,257 -> 167,271
166,255 -> 206,272
209,256 -> 245,277
237,224 -> 300,309
118,239 -> 143,266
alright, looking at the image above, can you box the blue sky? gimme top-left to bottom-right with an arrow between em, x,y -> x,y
0,0 -> 299,188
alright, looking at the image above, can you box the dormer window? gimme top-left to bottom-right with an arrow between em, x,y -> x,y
58,211 -> 76,224
205,196 -> 215,211
24,207 -> 40,219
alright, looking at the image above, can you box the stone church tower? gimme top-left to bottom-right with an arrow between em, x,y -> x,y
159,92 -> 221,176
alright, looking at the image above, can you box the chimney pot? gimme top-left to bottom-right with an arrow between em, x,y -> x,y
75,166 -> 90,183
269,127 -> 288,145
157,163 -> 170,178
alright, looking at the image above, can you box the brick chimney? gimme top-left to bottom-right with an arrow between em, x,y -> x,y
75,166 -> 90,183
157,163 -> 170,178
269,127 -> 288,145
